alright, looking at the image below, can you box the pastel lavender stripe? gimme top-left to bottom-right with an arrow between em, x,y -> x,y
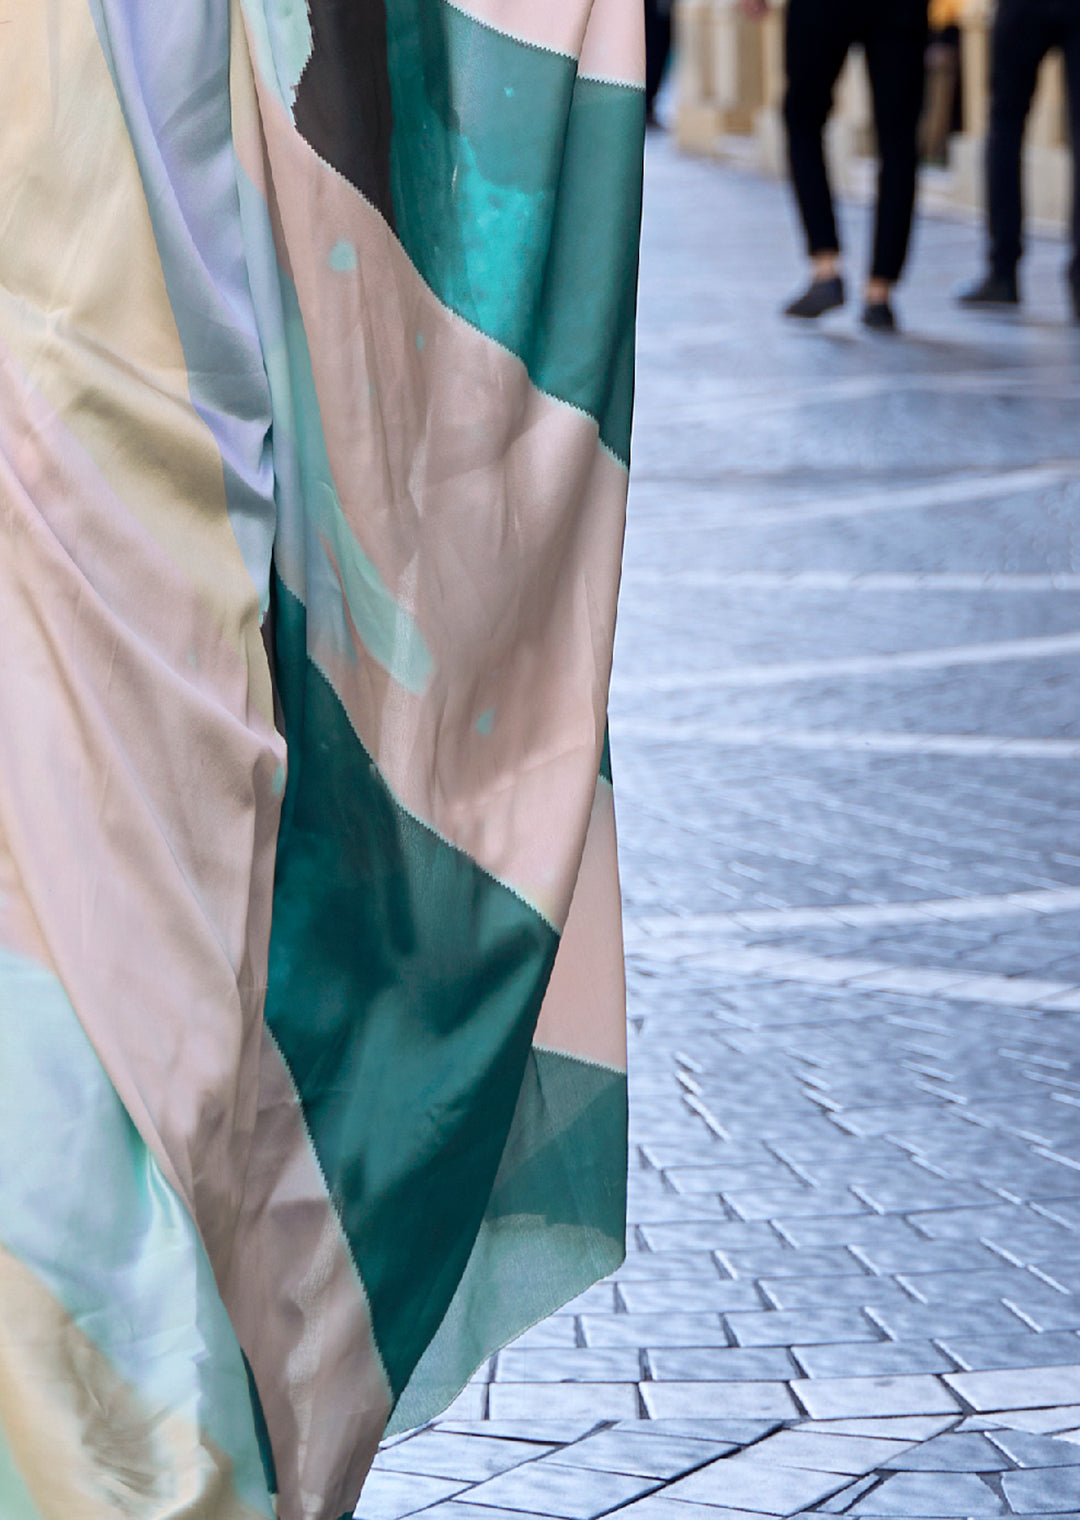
88,0 -> 277,608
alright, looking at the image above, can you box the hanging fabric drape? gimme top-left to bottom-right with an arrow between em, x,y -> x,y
0,3 -> 643,1517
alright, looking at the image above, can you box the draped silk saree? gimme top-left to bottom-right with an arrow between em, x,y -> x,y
0,2 -> 643,1517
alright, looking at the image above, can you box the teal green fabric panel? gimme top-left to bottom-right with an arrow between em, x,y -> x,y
485,1047 -> 627,1238
0,950 -> 275,1517
385,0 -> 643,463
390,1045 -> 627,1433
528,75 -> 643,465
386,5 -> 573,357
267,580 -> 559,1402
244,1354 -> 279,1498
0,1421 -> 42,1520
600,725 -> 613,786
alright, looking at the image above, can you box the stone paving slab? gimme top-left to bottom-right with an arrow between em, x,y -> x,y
788,1339 -> 956,1379
646,1348 -> 798,1382
847,1469 -> 1006,1514
663,1454 -> 849,1514
937,1332 -> 1080,1372
882,1431 -> 1009,1471
744,1430 -> 914,1475
790,1375 -> 963,1421
494,1350 -> 643,1383
1001,1465 -> 1080,1515
357,1472 -> 469,1520
640,1382 -> 801,1420
451,1463 -> 661,1519
946,1367 -> 1080,1412
988,1429 -> 1080,1468
373,1435 -> 555,1482
614,1503 -> 776,1520
543,1431 -> 733,1479
358,134 -> 1080,1520
485,1386 -> 642,1423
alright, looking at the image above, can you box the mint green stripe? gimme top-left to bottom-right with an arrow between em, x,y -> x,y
240,0 -> 313,109
385,0 -> 643,463
390,1046 -> 627,1434
0,951 -> 275,1515
268,580 -> 559,1400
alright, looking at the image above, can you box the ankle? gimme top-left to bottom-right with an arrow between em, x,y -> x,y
812,254 -> 841,282
865,278 -> 892,305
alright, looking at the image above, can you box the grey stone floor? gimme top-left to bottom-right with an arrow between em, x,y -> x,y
356,138 -> 1080,1519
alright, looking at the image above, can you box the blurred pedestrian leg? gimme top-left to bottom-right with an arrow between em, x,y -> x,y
959,0 -> 1080,316
646,0 -> 673,125
750,0 -> 928,331
921,0 -> 963,165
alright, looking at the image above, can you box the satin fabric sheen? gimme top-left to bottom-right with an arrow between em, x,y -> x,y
0,2 -> 644,1516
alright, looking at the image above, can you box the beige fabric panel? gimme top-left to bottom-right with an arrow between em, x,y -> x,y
222,1032 -> 391,1520
579,0 -> 646,84
0,344 -> 390,1518
0,335 -> 282,1224
442,0 -> 644,85
0,0 -> 272,722
534,779 -> 627,1072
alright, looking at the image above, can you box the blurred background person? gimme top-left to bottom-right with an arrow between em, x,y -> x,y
921,0 -> 964,165
958,0 -> 1080,317
741,0 -> 929,332
646,0 -> 674,126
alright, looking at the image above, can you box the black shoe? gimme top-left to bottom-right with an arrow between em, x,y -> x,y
784,275 -> 845,320
957,272 -> 1019,307
862,300 -> 897,334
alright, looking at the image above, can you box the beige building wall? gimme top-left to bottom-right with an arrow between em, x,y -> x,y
673,0 -> 1071,235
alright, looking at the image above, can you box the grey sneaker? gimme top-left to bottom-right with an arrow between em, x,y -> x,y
784,275 -> 845,320
862,300 -> 897,334
958,272 -> 1019,307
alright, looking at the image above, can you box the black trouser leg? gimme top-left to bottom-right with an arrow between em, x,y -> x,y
987,0 -> 1053,279
784,0 -> 853,257
862,10 -> 927,282
644,0 -> 672,117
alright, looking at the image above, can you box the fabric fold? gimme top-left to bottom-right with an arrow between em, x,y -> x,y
0,0 -> 642,1514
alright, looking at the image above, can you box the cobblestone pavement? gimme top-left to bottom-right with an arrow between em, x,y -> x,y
357,140 -> 1080,1518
